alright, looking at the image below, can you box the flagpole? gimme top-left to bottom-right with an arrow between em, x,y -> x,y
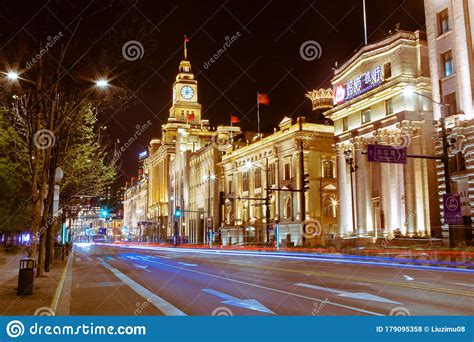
256,92 -> 261,134
362,0 -> 368,45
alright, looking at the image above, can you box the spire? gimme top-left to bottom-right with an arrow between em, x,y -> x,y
184,35 -> 189,60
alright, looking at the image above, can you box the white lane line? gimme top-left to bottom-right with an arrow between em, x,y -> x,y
451,282 -> 474,288
75,258 -> 81,262
294,283 -> 402,305
178,262 -> 197,267
403,275 -> 414,281
139,258 -> 383,315
98,258 -> 186,316
202,288 -> 275,314
133,264 -> 151,272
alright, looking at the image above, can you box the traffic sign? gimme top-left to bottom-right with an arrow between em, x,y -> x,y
367,144 -> 407,164
443,194 -> 462,224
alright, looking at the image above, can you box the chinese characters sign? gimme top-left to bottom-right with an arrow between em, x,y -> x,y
443,194 -> 462,224
334,65 -> 384,105
367,144 -> 407,164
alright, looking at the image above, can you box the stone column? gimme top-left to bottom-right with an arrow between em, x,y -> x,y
399,124 -> 418,236
354,138 -> 371,236
336,143 -> 352,235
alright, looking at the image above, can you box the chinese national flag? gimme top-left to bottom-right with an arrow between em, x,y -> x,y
184,36 -> 190,43
230,115 -> 240,124
187,113 -> 195,121
257,93 -> 270,105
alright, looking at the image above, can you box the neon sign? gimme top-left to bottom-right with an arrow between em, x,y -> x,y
334,65 -> 384,105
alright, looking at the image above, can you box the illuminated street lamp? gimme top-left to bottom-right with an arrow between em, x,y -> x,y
95,78 -> 109,89
6,71 -> 19,81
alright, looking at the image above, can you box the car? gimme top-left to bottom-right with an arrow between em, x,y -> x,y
92,234 -> 107,243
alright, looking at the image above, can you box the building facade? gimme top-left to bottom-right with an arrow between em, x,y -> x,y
219,117 -> 336,247
424,0 -> 474,241
324,30 -> 441,239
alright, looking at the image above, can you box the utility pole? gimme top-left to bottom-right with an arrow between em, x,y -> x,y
298,117 -> 306,246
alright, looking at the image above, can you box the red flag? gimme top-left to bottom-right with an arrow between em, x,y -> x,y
257,93 -> 270,105
230,115 -> 240,124
187,113 -> 195,121
184,36 -> 190,43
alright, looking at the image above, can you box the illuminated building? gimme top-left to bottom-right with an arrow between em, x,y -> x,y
218,117 -> 336,246
424,0 -> 474,236
324,30 -> 441,238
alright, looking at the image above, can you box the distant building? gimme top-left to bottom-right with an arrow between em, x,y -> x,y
218,117 -> 336,246
424,0 -> 474,240
324,30 -> 441,239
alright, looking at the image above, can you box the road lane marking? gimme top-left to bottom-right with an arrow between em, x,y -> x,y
133,264 -> 151,272
202,288 -> 275,314
75,258 -> 81,262
205,259 -> 474,298
403,275 -> 414,281
76,281 -> 124,289
98,258 -> 186,316
178,262 -> 197,267
139,258 -> 383,315
295,283 -> 402,305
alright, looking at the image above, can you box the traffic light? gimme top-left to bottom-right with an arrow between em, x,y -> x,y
303,173 -> 310,192
175,206 -> 182,217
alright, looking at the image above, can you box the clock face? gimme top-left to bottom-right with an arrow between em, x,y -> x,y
180,86 -> 194,100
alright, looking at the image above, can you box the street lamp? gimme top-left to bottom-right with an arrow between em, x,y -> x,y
344,149 -> 357,236
6,71 -> 19,81
404,86 -> 455,247
203,172 -> 216,247
243,160 -> 273,245
95,78 -> 109,89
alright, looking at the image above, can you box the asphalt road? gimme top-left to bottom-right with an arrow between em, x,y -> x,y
57,243 -> 474,316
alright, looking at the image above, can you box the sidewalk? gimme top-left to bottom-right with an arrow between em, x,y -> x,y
0,247 -> 70,315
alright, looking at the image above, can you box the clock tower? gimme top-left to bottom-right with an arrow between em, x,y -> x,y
168,38 -> 202,125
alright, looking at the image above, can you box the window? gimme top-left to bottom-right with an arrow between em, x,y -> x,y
383,62 -> 392,79
254,168 -> 262,189
284,163 -> 291,180
242,172 -> 249,192
361,108 -> 371,124
443,92 -> 458,116
228,179 -> 233,193
268,163 -> 276,186
449,152 -> 466,173
342,117 -> 349,131
441,50 -> 454,77
437,9 -> 450,35
323,161 -> 334,178
385,98 -> 393,115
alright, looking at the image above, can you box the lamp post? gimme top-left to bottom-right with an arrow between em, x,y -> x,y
404,87 -> 455,247
244,160 -> 272,245
344,149 -> 357,236
204,171 -> 216,247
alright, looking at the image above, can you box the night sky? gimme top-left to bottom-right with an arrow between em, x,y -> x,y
0,0 -> 426,181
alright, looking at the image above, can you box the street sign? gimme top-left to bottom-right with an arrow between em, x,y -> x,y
367,144 -> 407,164
443,194 -> 462,224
